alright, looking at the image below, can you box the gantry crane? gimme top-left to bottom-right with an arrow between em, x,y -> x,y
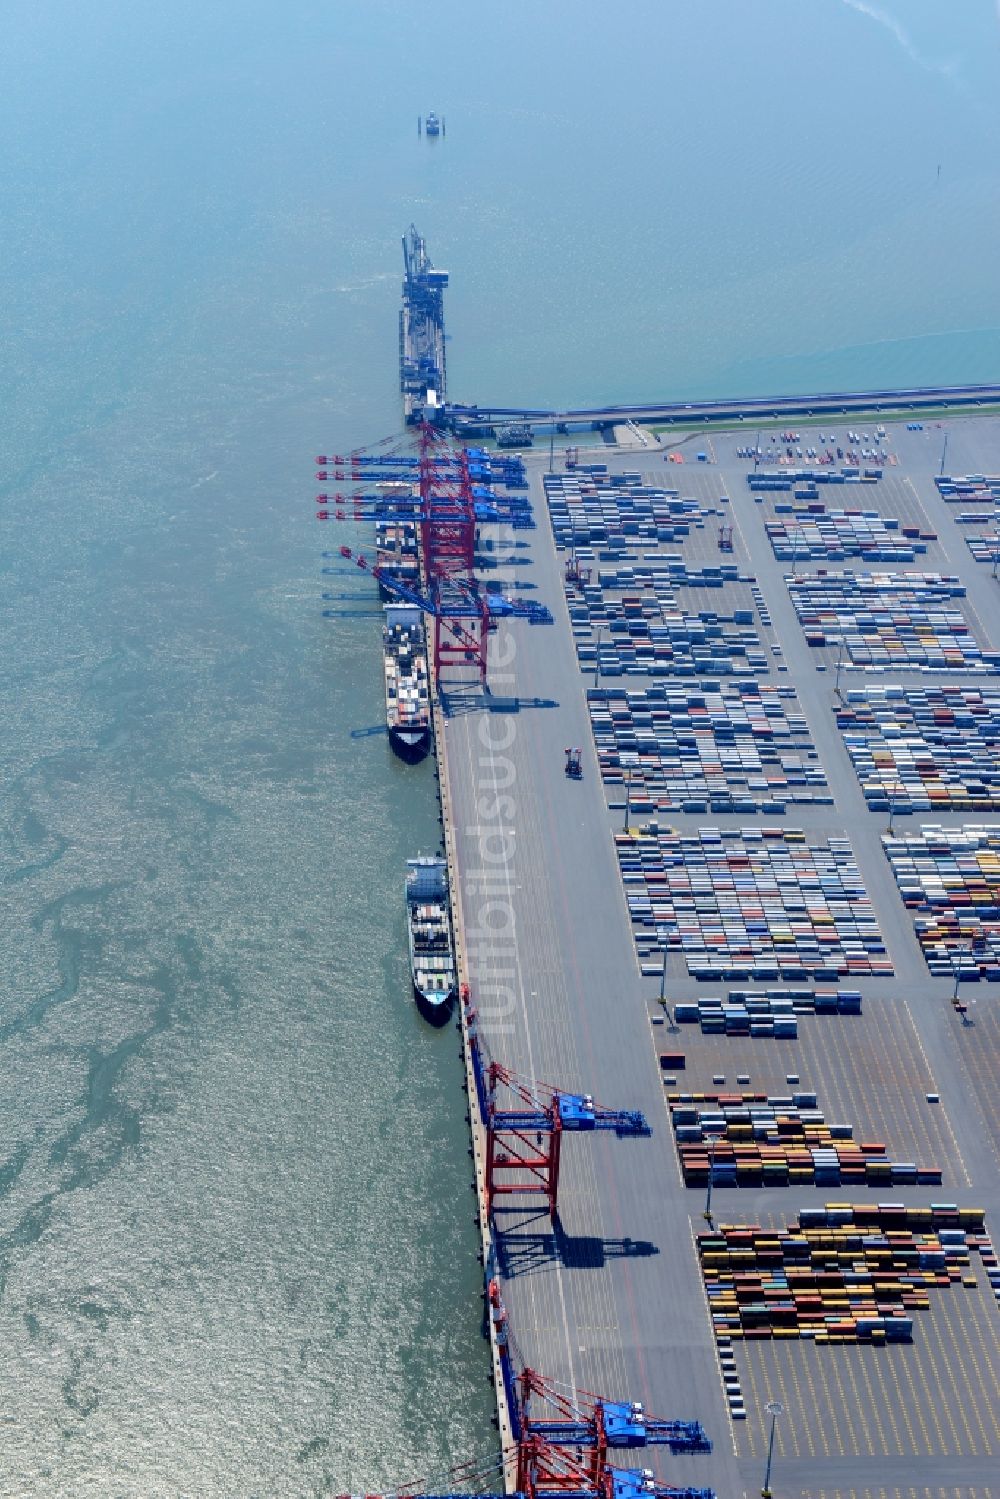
334,1464 -> 712,1499
337,546 -> 490,680
316,426 -> 544,683
482,1063 -> 650,1217
316,444 -> 527,488
515,1367 -> 712,1457
463,1001 -> 649,1218
336,547 -> 552,681
333,1287 -> 715,1499
317,489 -> 533,529
491,1283 -> 713,1475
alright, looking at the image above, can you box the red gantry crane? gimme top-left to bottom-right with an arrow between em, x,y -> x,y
336,547 -> 551,682
463,999 -> 649,1219
494,1285 -> 714,1484
482,1063 -> 650,1218
333,1285 -> 715,1499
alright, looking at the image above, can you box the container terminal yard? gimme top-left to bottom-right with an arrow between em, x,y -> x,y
325,234 -> 1000,1499
444,417 -> 1000,1499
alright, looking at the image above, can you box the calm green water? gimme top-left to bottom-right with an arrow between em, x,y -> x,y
1,2 -> 998,1494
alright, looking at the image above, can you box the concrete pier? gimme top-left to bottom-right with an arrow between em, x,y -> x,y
438,382 -> 1000,439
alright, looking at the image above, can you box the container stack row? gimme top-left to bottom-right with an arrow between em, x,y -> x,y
952,509 -> 998,524
747,466 -> 883,494
883,824 -> 1000,979
764,506 -> 931,563
934,473 -> 1000,504
965,531 -> 1000,563
544,470 -> 716,551
836,685 -> 1000,812
673,986 -> 862,1035
618,826 -> 891,980
595,560 -> 744,589
699,1203 -> 990,1345
668,1091 -> 941,1189
588,681 -> 829,813
572,597 -> 768,678
786,570 -> 994,671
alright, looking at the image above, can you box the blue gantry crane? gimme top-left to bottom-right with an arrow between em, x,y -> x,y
336,545 -> 490,678
484,1063 -> 649,1217
515,1367 -> 711,1456
316,445 -> 527,487
334,1468 -> 712,1499
316,425 -> 547,682
317,490 -> 535,528
335,546 -> 553,628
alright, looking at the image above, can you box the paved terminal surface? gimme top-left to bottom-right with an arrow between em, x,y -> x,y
437,416 -> 1000,1497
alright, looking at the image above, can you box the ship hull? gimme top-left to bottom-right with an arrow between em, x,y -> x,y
413,981 -> 456,1026
389,723 -> 432,762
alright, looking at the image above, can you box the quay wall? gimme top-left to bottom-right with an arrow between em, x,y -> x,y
432,694 -> 517,1491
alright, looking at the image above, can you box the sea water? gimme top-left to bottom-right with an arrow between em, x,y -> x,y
1,1 -> 998,1493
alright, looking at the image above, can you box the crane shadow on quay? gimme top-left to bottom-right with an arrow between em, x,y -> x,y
494,1209 -> 659,1281
475,553 -> 535,571
438,687 -> 559,719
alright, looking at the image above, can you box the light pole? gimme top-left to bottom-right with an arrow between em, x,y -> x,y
753,429 -> 761,471
834,637 -> 845,701
993,542 -> 999,582
887,796 -> 895,837
594,627 -> 603,689
620,752 -> 640,834
939,431 -> 949,477
704,1135 -> 717,1224
951,943 -> 975,1023
762,1401 -> 783,1497
657,929 -> 679,1029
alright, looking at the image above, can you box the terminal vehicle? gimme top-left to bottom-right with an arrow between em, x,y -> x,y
565,746 -> 583,779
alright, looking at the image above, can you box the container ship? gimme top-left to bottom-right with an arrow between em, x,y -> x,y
405,855 -> 457,1021
383,602 -> 431,761
375,516 -> 420,600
